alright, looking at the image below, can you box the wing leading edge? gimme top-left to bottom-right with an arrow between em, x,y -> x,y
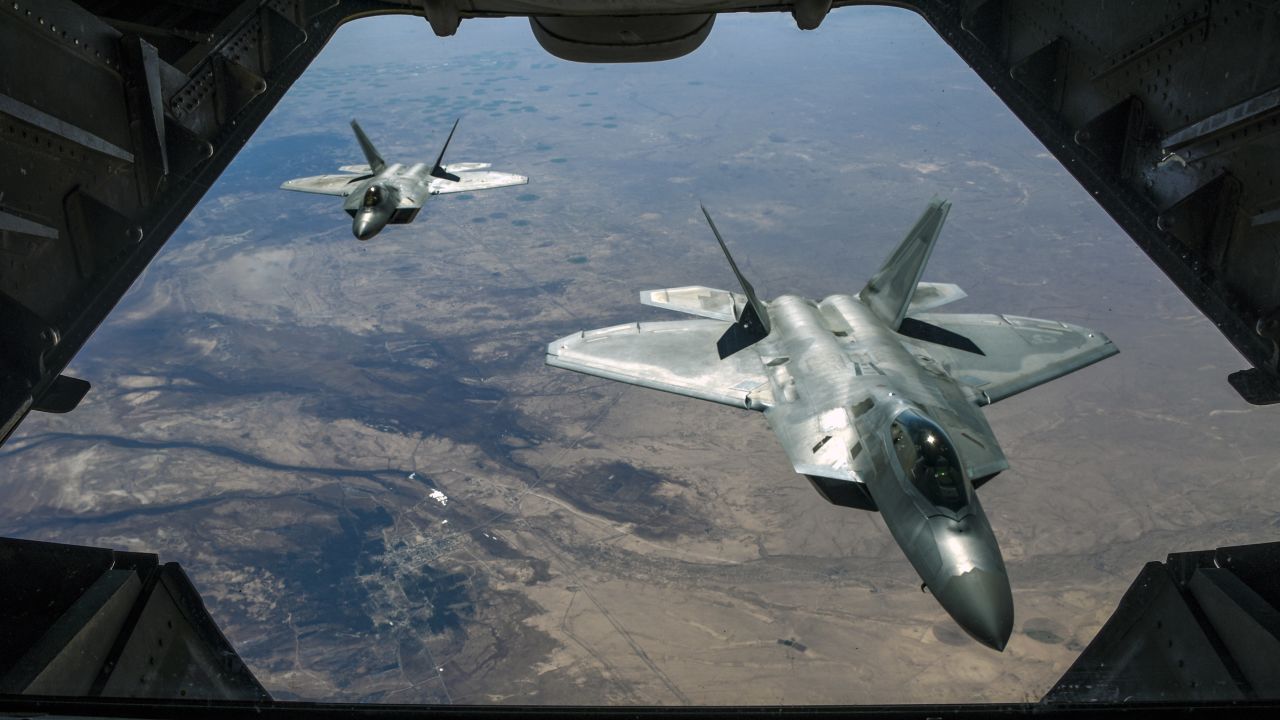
546,319 -> 774,410
279,173 -> 369,196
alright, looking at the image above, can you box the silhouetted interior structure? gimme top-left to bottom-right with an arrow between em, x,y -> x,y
3,1 -> 1280,714
4,536 -> 1278,711
0,538 -> 267,700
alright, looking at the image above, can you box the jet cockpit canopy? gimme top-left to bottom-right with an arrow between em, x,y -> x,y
890,409 -> 968,512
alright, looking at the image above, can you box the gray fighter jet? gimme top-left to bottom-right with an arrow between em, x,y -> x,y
281,119 -> 528,240
546,200 -> 1118,651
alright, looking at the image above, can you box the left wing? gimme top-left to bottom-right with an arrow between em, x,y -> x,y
546,319 -> 773,410
429,170 -> 528,195
900,313 -> 1118,404
280,173 -> 369,196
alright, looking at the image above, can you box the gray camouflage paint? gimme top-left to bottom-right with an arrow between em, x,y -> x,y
546,199 -> 1118,650
280,119 -> 528,240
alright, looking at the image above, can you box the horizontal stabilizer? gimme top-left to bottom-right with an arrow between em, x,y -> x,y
443,162 -> 491,173
907,282 -> 967,315
860,197 -> 951,330
640,286 -> 744,322
338,164 -> 372,174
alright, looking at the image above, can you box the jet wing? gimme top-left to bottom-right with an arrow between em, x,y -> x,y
901,313 -> 1118,404
280,173 -> 369,196
546,319 -> 774,410
428,171 -> 528,195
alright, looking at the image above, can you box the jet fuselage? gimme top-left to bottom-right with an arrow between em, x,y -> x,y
346,163 -> 434,240
755,293 -> 1013,650
281,118 -> 527,240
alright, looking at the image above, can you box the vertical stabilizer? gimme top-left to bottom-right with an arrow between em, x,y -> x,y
350,120 -> 386,174
431,118 -> 462,181
860,197 -> 951,330
700,204 -> 771,358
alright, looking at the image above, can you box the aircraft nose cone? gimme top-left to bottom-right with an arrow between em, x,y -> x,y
933,568 -> 1014,651
353,217 -> 380,240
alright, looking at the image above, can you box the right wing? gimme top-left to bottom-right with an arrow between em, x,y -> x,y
901,313 -> 1118,404
428,170 -> 528,195
546,319 -> 773,410
280,173 -> 369,197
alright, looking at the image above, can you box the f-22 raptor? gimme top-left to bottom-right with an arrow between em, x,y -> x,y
281,119 -> 527,240
546,200 -> 1118,651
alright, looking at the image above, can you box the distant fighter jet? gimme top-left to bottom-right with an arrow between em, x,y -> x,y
546,200 -> 1118,651
281,119 -> 528,240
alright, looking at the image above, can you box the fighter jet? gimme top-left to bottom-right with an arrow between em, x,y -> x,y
546,199 -> 1118,651
281,119 -> 528,240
